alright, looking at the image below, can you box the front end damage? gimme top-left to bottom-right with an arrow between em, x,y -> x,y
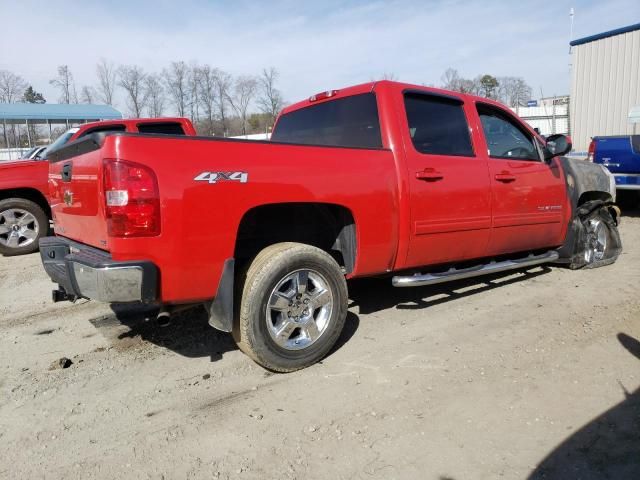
555,157 -> 623,269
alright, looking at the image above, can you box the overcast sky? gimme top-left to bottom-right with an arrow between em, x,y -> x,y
1,0 -> 639,112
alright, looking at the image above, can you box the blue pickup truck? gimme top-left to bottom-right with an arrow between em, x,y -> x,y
589,135 -> 640,190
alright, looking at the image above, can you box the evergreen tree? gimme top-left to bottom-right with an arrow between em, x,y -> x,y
22,86 -> 46,104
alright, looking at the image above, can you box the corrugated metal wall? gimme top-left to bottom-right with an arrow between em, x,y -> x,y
570,28 -> 640,151
511,104 -> 569,136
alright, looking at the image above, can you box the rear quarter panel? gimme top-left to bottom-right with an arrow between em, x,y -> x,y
105,135 -> 399,303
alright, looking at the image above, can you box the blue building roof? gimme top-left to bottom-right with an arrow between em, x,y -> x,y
0,103 -> 122,121
570,22 -> 640,47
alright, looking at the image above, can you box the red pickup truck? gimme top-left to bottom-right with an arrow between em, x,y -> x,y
0,118 -> 195,256
40,81 -> 622,371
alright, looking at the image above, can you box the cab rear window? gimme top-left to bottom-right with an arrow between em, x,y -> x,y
137,122 -> 186,135
271,93 -> 382,149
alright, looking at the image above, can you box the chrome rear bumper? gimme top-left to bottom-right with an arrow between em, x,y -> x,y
39,236 -> 158,303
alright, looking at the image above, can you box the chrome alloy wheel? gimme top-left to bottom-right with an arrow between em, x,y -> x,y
0,208 -> 39,249
266,269 -> 334,351
584,218 -> 607,263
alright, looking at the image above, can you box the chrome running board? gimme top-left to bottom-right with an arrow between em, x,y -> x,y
392,250 -> 559,287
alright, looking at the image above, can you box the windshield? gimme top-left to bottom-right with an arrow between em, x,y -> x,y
21,147 -> 38,159
42,129 -> 77,158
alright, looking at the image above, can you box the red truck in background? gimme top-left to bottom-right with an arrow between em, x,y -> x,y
0,118 -> 196,256
40,81 -> 622,372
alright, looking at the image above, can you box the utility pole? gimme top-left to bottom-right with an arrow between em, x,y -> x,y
568,7 -> 575,137
569,8 -> 575,56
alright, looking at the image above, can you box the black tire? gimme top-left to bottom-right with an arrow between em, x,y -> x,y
233,242 -> 348,372
0,198 -> 49,256
580,207 -> 621,269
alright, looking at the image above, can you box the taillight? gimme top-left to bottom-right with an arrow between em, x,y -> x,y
587,139 -> 596,162
103,159 -> 160,237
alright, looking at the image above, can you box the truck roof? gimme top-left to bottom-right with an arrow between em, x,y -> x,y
280,80 -> 510,115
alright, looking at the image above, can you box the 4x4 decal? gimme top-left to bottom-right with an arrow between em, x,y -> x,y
194,171 -> 248,184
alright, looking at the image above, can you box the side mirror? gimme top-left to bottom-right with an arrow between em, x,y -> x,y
544,134 -> 572,160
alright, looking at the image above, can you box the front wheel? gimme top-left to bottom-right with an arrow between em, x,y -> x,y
580,207 -> 621,268
234,242 -> 348,372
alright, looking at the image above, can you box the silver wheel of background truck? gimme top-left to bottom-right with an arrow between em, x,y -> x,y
234,242 -> 348,372
0,198 -> 48,256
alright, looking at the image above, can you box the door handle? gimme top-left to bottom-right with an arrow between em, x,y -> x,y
416,169 -> 444,181
495,172 -> 516,183
61,163 -> 72,182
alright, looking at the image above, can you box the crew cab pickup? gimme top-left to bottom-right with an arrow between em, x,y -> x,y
0,118 -> 195,255
589,135 -> 640,191
40,81 -> 622,372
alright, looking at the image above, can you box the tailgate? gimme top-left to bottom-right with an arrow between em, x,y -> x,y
49,138 -> 110,250
595,136 -> 640,173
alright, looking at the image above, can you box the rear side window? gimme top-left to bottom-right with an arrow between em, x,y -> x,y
137,122 -> 186,135
477,105 -> 539,161
404,93 -> 473,156
271,93 -> 382,149
79,124 -> 126,138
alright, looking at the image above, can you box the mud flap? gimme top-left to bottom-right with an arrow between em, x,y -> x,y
207,259 -> 235,332
555,200 -> 622,269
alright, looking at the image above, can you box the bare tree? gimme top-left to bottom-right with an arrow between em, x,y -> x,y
118,65 -> 147,117
188,63 -> 201,122
227,76 -> 258,136
198,65 -> 218,135
50,65 -> 78,104
163,61 -> 189,117
0,70 -> 28,150
257,67 -> 284,128
370,71 -> 398,82
497,76 -> 532,107
441,68 -> 461,91
213,69 -> 232,136
460,77 -> 480,95
0,70 -> 27,103
80,86 -> 96,104
144,74 -> 165,117
96,58 -> 117,105
441,68 -> 480,94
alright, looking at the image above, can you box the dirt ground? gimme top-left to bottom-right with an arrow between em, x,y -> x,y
1,198 -> 639,480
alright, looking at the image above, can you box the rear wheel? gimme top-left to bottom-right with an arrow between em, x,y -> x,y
234,242 -> 348,372
0,198 -> 48,256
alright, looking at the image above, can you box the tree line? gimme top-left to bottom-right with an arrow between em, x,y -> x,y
440,68 -> 533,107
0,61 -> 285,139
1,63 -> 535,149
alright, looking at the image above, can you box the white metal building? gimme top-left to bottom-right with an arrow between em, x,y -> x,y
511,97 -> 570,137
570,23 -> 640,151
